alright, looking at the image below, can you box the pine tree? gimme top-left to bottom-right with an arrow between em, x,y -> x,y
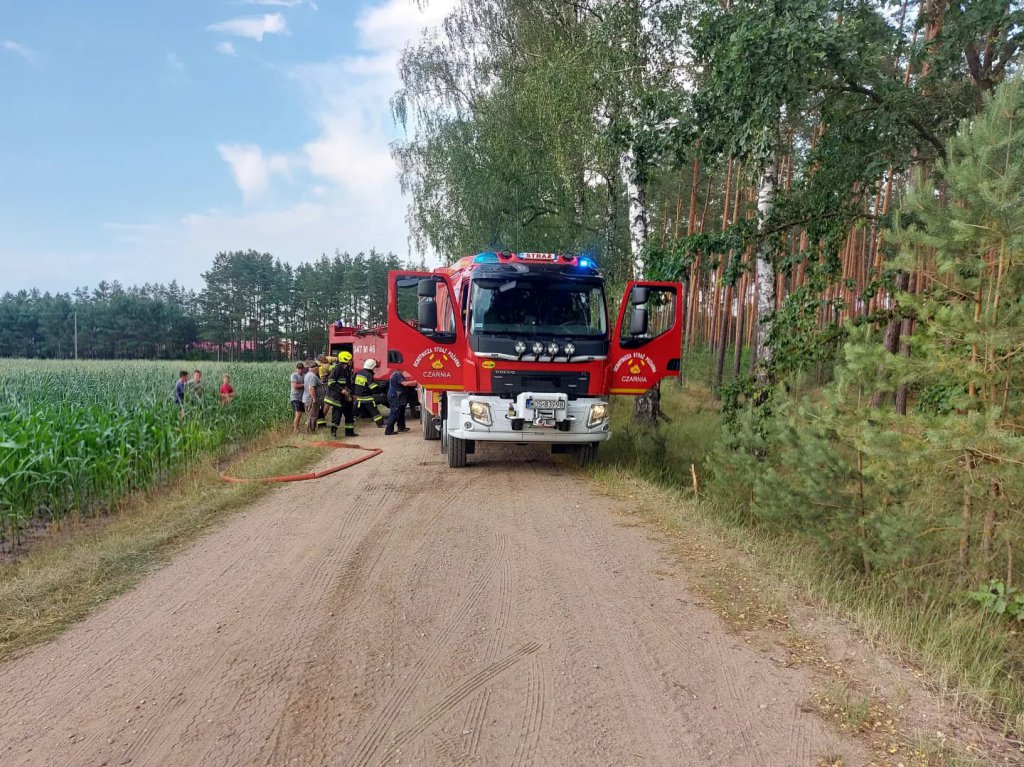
714,76 -> 1024,586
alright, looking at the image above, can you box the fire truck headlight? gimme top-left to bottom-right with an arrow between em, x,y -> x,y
587,403 -> 609,428
531,342 -> 544,355
564,343 -> 576,357
469,401 -> 492,426
514,341 -> 527,354
547,342 -> 560,356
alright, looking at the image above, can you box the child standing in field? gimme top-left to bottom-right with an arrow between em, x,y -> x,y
174,370 -> 188,419
220,374 -> 235,405
188,369 -> 204,402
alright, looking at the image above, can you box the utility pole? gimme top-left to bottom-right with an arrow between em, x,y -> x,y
74,310 -> 79,361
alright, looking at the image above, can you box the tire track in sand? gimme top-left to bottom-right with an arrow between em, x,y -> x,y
345,533 -> 509,767
459,537 -> 514,759
511,654 -> 548,767
377,640 -> 541,762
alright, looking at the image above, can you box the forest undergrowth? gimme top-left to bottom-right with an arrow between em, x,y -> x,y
596,357 -> 1024,738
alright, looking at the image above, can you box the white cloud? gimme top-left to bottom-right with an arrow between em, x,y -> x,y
178,194 -> 412,272
217,143 -> 290,200
216,41 -> 237,56
164,52 -> 189,85
239,0 -> 305,6
208,13 -> 289,41
166,52 -> 185,72
2,39 -> 38,64
355,0 -> 455,53
202,0 -> 457,265
289,0 -> 458,191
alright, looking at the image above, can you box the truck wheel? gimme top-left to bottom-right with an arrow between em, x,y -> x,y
422,408 -> 440,441
575,442 -> 599,467
447,435 -> 467,468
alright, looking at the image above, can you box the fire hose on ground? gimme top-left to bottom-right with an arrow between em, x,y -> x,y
220,441 -> 382,484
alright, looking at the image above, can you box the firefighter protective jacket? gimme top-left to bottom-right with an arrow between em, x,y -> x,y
325,363 -> 354,406
353,368 -> 379,399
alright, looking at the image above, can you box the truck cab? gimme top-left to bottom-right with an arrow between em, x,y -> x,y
387,252 -> 683,467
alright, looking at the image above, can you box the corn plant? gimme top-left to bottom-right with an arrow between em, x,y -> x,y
0,359 -> 295,550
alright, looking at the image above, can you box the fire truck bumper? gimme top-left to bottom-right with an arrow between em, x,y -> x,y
445,393 -> 612,443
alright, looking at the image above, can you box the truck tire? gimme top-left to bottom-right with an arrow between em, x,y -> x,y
447,434 -> 467,468
422,408 -> 440,441
575,442 -> 599,467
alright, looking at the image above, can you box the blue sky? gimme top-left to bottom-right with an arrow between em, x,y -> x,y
0,0 -> 454,293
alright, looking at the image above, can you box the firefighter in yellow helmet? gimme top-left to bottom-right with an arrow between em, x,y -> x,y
353,359 -> 384,428
325,351 -> 357,437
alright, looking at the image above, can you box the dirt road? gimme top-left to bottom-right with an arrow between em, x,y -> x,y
0,433 -> 865,766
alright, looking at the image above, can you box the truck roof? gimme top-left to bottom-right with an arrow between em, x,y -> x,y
445,252 -> 600,275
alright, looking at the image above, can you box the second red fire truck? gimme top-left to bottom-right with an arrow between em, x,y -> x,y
386,252 -> 683,467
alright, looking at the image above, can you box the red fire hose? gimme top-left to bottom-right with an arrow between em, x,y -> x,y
220,441 -> 382,484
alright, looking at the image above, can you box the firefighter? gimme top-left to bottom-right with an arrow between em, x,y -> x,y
321,355 -> 337,424
353,359 -> 384,428
325,351 -> 357,438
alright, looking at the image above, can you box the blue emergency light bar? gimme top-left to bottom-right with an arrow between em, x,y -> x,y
469,252 -> 598,269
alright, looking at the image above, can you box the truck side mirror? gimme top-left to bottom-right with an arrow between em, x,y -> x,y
629,307 -> 648,336
418,299 -> 438,333
418,279 -> 437,298
630,285 -> 650,304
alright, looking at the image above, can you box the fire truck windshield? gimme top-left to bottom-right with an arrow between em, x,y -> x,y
470,277 -> 607,337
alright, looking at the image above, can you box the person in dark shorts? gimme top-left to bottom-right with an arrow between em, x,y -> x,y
290,362 -> 306,433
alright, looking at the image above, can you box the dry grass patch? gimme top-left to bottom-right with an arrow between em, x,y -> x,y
0,429 -> 329,661
588,466 -> 1020,766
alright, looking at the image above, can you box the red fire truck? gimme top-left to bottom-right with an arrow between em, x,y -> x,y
327,324 -> 389,372
327,324 -> 419,415
386,252 -> 683,467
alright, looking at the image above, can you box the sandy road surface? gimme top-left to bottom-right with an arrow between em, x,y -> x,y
0,432 -> 865,766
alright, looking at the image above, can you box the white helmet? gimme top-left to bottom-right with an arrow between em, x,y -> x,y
365,359 -> 378,370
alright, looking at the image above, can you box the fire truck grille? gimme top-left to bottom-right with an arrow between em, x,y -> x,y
489,371 -> 590,398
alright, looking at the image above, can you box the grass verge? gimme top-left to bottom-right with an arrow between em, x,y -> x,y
0,429 -> 329,662
592,380 -> 1024,764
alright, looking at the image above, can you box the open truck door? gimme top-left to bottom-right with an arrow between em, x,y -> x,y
609,281 -> 684,395
386,271 -> 466,392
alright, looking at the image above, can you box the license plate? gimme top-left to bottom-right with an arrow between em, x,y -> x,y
529,399 -> 564,410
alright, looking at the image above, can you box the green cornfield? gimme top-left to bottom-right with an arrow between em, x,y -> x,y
0,360 -> 294,550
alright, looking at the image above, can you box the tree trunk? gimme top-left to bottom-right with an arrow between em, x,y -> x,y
632,383 -> 661,427
894,273 -> 917,415
960,448 -> 977,584
714,284 -> 732,396
620,147 -> 648,280
753,160 -> 777,393
870,271 -> 910,408
621,147 -> 660,425
733,272 -> 747,378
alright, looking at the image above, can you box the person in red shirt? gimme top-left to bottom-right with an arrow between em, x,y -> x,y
220,374 -> 235,405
